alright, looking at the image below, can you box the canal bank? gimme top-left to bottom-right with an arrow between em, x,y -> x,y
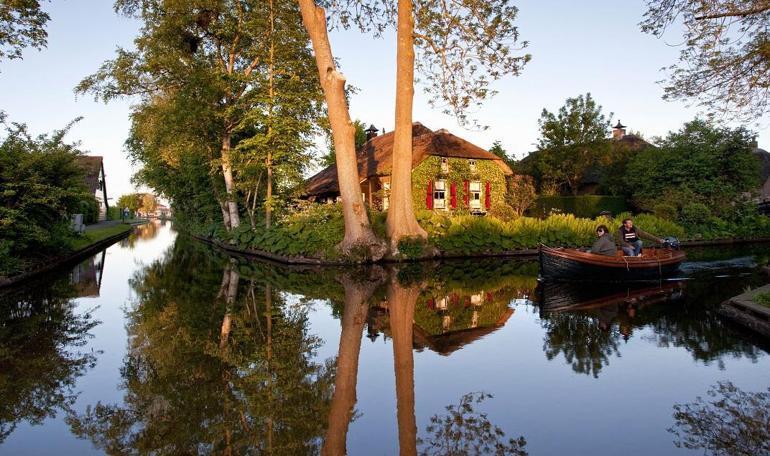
0,221 -> 142,289
192,231 -> 770,266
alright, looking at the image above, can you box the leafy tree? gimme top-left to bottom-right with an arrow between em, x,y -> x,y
0,119 -> 95,275
641,0 -> 770,121
320,119 -> 368,167
489,140 -> 515,168
116,193 -> 141,212
506,175 -> 537,217
78,0 -> 323,231
0,0 -> 49,61
625,119 -> 759,218
529,93 -> 611,195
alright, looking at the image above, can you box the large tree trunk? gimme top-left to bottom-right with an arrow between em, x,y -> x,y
386,0 -> 427,249
221,132 -> 241,229
219,261 -> 240,348
388,276 -> 419,456
322,269 -> 385,455
297,0 -> 384,259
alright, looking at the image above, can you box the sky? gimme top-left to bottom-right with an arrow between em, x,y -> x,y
1,0 -> 768,199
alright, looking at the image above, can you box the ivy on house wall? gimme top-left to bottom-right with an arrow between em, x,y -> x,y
410,156 -> 507,211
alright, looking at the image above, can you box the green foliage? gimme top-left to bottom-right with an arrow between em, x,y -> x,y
753,292 -> 770,307
488,202 -> 517,222
679,202 -> 711,227
529,195 -> 628,218
396,236 -> 426,260
627,119 -> 759,218
526,93 -> 612,195
0,120 -> 95,276
0,0 -> 50,61
411,156 -> 507,211
652,202 -> 678,221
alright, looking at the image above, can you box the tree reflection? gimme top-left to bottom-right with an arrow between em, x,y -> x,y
67,237 -> 334,454
418,392 -> 527,456
539,311 -> 622,378
0,278 -> 98,442
669,382 -> 770,455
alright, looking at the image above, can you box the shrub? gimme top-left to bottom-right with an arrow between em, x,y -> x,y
652,203 -> 678,221
680,202 -> 711,227
488,202 -> 517,222
529,195 -> 628,218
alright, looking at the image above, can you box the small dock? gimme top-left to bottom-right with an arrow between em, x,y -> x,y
719,284 -> 770,338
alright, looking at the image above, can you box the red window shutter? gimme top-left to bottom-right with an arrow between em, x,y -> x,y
426,180 -> 433,209
485,181 -> 491,210
450,182 -> 457,209
463,180 -> 470,207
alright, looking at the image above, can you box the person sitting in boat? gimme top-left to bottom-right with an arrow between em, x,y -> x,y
617,218 -> 663,257
589,225 -> 616,256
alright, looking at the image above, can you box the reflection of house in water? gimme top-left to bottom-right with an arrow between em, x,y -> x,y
367,282 -> 532,356
70,250 -> 106,298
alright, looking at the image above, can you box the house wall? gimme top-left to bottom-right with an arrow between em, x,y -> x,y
410,156 -> 507,211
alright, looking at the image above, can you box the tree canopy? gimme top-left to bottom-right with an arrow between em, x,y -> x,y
641,0 -> 770,121
0,0 -> 49,61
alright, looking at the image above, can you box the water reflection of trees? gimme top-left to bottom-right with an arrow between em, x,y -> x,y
669,382 -> 770,455
537,272 -> 769,377
0,278 -> 98,443
67,237 -> 334,454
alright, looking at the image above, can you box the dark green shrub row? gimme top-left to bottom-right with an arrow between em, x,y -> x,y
528,195 -> 629,218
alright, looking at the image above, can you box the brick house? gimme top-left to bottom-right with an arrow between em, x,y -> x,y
304,123 -> 514,213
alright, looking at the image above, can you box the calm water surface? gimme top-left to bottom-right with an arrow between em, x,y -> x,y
1,221 -> 769,455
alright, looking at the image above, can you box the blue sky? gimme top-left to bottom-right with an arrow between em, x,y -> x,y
1,1 -> 767,198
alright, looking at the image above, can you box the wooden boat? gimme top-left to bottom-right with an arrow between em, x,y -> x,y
539,245 -> 687,282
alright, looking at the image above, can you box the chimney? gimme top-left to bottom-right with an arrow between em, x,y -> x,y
365,124 -> 379,142
612,120 -> 626,140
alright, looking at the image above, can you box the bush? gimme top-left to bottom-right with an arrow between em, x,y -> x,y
488,202 -> 517,222
652,203 -> 678,221
680,202 -> 711,227
528,195 -> 628,218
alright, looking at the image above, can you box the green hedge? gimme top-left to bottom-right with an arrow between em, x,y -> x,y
528,195 -> 629,218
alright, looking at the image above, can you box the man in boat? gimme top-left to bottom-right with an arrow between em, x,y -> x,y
617,218 -> 663,257
589,225 -> 616,256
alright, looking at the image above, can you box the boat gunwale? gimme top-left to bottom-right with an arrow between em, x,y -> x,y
539,245 -> 686,269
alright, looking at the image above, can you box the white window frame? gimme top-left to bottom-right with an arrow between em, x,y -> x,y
433,180 -> 447,209
468,159 -> 476,172
440,157 -> 449,174
469,181 -> 482,210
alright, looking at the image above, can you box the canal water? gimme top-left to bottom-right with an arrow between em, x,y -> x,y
1,221 -> 769,455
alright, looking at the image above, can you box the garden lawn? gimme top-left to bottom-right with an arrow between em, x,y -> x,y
71,224 -> 133,251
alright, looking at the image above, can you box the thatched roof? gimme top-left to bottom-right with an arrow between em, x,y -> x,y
75,155 -> 104,194
412,308 -> 514,356
305,123 -> 514,197
754,147 -> 770,182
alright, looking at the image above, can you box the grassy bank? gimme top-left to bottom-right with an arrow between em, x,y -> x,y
202,205 -> 693,261
71,224 -> 134,251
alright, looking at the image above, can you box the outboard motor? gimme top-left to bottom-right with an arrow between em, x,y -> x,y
662,237 -> 681,250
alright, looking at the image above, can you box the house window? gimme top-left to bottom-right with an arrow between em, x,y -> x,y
469,181 -> 482,210
433,180 -> 447,209
440,157 -> 449,174
469,159 -> 476,172
382,182 -> 390,210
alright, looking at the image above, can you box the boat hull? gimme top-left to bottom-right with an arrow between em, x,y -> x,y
539,246 -> 686,283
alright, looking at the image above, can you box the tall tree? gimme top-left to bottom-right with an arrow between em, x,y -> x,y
641,0 -> 770,121
78,0 -> 322,231
0,0 -> 49,61
320,0 -> 530,247
532,93 -> 611,195
298,0 -> 385,258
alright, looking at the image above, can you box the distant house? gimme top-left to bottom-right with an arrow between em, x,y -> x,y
754,146 -> 770,201
154,203 -> 172,219
76,156 -> 109,221
304,123 -> 514,213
